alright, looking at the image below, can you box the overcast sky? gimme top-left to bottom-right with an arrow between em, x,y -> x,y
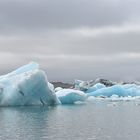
0,0 -> 140,82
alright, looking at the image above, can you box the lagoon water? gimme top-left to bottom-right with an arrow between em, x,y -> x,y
0,101 -> 140,140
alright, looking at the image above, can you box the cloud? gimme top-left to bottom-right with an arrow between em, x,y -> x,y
0,0 -> 140,33
0,0 -> 140,81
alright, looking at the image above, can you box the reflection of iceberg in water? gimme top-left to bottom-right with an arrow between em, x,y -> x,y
0,62 -> 59,106
0,106 -> 53,139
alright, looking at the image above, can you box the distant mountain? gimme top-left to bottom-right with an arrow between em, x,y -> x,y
51,82 -> 73,88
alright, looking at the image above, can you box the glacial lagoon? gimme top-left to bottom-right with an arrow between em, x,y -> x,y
0,100 -> 140,140
0,62 -> 140,140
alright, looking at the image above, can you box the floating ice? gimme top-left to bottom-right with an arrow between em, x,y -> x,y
55,87 -> 63,92
55,89 -> 87,104
87,84 -> 140,97
0,62 -> 59,106
86,83 -> 106,93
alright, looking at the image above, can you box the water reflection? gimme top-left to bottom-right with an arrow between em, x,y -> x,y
0,106 -> 54,140
0,101 -> 140,140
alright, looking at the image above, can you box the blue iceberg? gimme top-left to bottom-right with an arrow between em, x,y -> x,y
0,62 -> 59,106
87,84 -> 140,97
86,83 -> 106,93
55,89 -> 87,104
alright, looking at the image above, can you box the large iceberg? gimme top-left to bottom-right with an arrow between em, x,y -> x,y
0,62 -> 59,106
55,89 -> 87,104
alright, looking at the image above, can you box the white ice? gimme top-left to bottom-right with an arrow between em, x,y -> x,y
55,87 -> 63,92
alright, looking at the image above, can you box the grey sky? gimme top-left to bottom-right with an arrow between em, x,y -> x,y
0,0 -> 140,82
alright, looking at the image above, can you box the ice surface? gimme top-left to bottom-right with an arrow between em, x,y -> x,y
55,87 -> 63,92
55,89 -> 87,104
0,62 -> 59,106
0,62 -> 39,80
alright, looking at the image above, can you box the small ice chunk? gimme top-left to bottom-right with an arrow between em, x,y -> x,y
55,89 -> 87,104
86,83 -> 106,93
55,87 -> 63,92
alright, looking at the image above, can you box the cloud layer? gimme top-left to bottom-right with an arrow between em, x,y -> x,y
0,0 -> 140,82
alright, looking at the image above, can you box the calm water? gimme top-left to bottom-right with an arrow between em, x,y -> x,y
0,100 -> 140,140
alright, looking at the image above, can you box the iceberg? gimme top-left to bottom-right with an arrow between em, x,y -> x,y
75,79 -> 140,98
74,79 -> 116,92
75,79 -> 96,92
87,84 -> 140,97
0,62 -> 59,106
55,89 -> 87,104
86,83 -> 106,93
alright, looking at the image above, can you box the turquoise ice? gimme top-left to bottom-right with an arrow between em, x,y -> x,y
0,62 -> 59,106
87,84 -> 140,97
86,83 -> 106,93
55,89 -> 87,104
